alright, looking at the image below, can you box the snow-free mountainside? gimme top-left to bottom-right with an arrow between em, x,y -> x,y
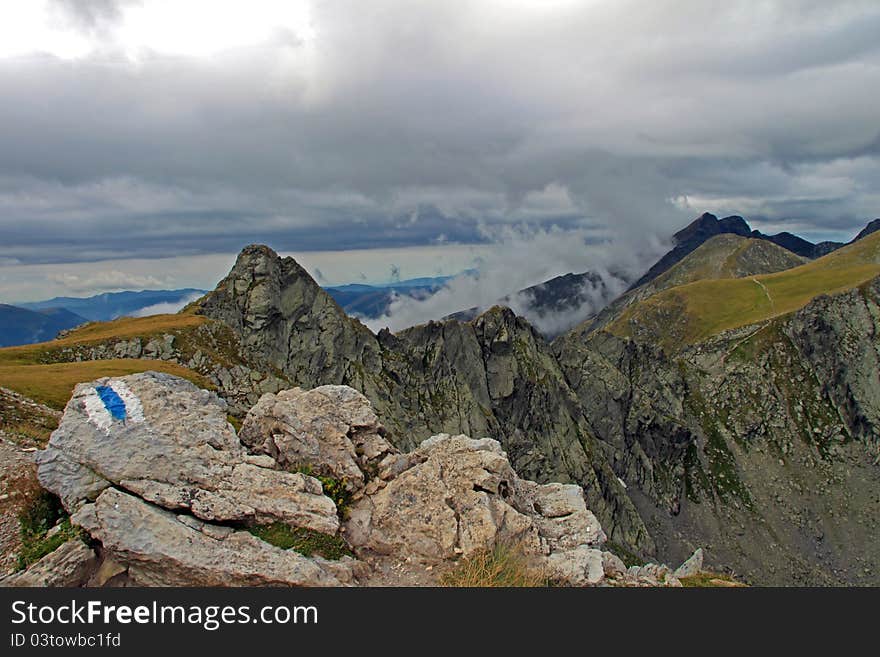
2,213 -> 880,586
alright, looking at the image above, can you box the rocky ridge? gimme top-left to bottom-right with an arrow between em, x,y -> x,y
7,218 -> 880,585
2,373 -> 690,587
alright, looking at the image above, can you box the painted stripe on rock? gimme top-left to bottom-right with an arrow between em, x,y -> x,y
95,385 -> 127,420
83,380 -> 145,433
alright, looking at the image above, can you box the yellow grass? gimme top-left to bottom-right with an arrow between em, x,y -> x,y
0,359 -> 211,409
610,231 -> 880,349
0,313 -> 207,368
440,543 -> 547,587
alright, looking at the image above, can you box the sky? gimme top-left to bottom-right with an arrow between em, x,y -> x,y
0,0 -> 879,310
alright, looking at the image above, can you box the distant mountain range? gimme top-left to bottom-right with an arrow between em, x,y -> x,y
19,288 -> 208,322
445,213 -> 880,338
324,276 -> 455,319
0,304 -> 88,348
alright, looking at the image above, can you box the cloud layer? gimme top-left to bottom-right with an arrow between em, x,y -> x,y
1,1 -> 879,300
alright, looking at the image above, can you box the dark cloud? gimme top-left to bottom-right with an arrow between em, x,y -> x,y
48,0 -> 140,34
0,0 -> 878,273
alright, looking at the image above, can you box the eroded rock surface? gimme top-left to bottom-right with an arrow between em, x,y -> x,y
9,374 -> 694,588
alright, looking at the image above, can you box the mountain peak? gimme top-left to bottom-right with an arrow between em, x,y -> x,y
854,218 -> 880,242
672,213 -> 751,245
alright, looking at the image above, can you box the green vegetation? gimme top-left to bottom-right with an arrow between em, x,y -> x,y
441,543 -> 547,587
226,414 -> 242,433
248,522 -> 352,560
294,466 -> 352,519
11,472 -> 81,570
685,388 -> 753,508
610,231 -> 880,350
679,572 -> 746,587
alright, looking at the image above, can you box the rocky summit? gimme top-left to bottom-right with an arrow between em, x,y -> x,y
2,372 -> 690,587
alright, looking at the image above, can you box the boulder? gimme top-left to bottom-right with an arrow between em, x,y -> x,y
674,547 -> 704,578
36,372 -> 339,534
239,385 -> 396,493
74,488 -> 356,587
545,546 -> 605,586
344,433 -> 607,583
0,539 -> 97,587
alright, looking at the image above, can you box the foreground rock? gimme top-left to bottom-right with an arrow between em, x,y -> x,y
7,374 -> 691,587
37,372 -> 339,534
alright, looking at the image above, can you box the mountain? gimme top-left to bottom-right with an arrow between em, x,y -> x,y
0,305 -> 87,347
446,269 -> 633,338
324,276 -> 451,319
854,218 -> 880,242
629,213 -> 846,290
581,233 -> 808,335
20,288 -> 207,322
605,229 -> 880,351
5,221 -> 880,585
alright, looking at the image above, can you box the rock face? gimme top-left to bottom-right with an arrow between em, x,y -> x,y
14,373 -> 669,587
556,276 -> 880,585
197,245 -> 651,558
239,385 -> 395,492
28,372 -> 356,586
37,372 -> 339,535
344,434 -> 605,566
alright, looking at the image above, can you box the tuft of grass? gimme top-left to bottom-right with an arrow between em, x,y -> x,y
0,359 -> 211,410
9,471 -> 80,570
2,422 -> 54,445
248,522 -> 352,560
441,543 -> 547,587
293,466 -> 352,519
226,414 -> 242,433
679,572 -> 747,587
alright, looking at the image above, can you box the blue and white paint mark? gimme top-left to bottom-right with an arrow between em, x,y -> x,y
82,380 -> 144,433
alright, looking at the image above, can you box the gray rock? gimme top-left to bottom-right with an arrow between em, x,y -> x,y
545,546 -> 605,586
84,488 -> 356,587
240,385 -> 396,493
37,372 -> 339,534
0,540 -> 97,587
674,548 -> 704,578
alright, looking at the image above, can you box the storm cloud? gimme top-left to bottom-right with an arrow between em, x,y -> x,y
0,0 -> 879,300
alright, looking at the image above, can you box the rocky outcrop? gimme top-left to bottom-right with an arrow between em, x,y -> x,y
344,434 -> 605,565
555,276 -> 880,585
0,539 -> 97,587
26,372 -> 357,586
197,246 -> 652,558
73,488 -> 356,587
45,321 -> 290,415
37,373 -> 339,534
239,385 -> 396,491
8,374 -> 687,587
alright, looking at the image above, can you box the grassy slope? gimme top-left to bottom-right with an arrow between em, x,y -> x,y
609,231 -> 880,349
652,234 -> 806,290
0,312 -> 212,409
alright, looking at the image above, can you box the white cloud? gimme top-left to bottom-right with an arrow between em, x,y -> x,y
130,292 -> 203,317
47,270 -> 171,294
